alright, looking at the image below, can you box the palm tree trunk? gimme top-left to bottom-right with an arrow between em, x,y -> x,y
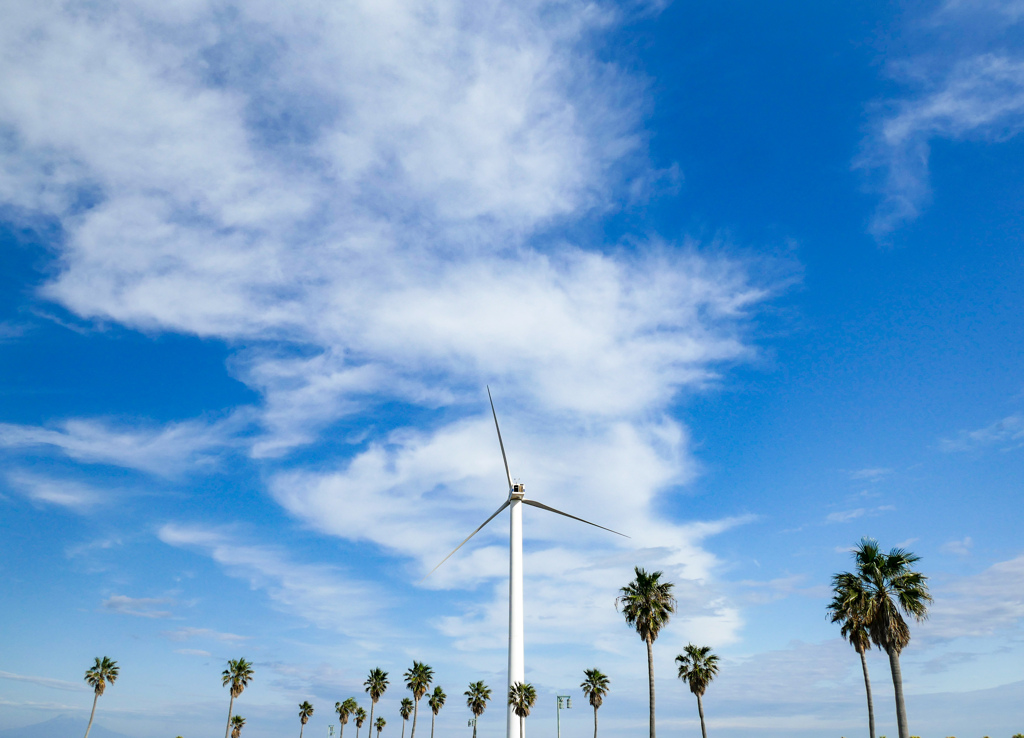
300,723 -> 305,738
593,704 -> 598,738
696,694 -> 707,738
84,692 -> 99,738
431,711 -> 436,738
340,722 -> 346,738
887,648 -> 909,738
369,704 -> 376,738
411,700 -> 419,738
224,692 -> 236,738
472,717 -> 477,738
859,647 -> 876,738
401,721 -> 405,738
519,715 -> 524,738
646,636 -> 656,738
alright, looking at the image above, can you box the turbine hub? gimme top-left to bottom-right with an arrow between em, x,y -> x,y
510,482 -> 525,500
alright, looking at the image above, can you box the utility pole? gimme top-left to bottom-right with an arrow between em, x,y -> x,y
556,695 -> 572,738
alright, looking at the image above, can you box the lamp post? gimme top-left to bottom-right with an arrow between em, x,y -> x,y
556,695 -> 572,738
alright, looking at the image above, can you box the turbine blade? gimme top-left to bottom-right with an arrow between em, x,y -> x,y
487,385 -> 513,490
521,499 -> 630,538
419,499 -> 511,583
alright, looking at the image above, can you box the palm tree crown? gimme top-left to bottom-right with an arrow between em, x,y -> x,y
428,686 -> 446,715
299,701 -> 315,723
465,681 -> 492,718
337,698 -> 359,730
375,717 -> 386,737
852,538 -> 932,655
676,645 -> 719,697
508,682 -> 537,716
222,658 -> 255,698
85,657 -> 119,696
405,662 -> 434,701
400,698 -> 414,721
230,715 -> 246,738
580,669 -> 610,709
616,567 -> 676,643
355,707 -> 367,734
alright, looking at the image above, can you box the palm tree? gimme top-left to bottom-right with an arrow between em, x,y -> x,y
83,656 -> 119,738
464,681 -> 492,738
829,571 -> 877,738
616,566 -> 676,738
222,658 -> 255,738
428,686 -> 446,738
507,682 -> 537,738
850,538 -> 931,738
404,661 -> 434,738
299,701 -> 315,738
676,644 -> 720,738
355,707 -> 368,738
375,717 -> 387,738
230,715 -> 246,738
399,698 -> 414,738
337,697 -> 359,738
365,668 -> 390,738
580,669 -> 610,738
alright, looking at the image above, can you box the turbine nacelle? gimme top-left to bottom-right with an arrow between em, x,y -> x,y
509,483 -> 525,500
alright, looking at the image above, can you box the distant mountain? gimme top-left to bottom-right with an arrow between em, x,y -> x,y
0,715 -> 132,738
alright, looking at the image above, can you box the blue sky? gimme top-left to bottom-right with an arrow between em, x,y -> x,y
1,0 -> 1023,737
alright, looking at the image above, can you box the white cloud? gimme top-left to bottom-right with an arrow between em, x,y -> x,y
921,552 -> 1024,640
157,524 -> 382,634
173,648 -> 212,657
941,536 -> 974,556
859,51 -> 1024,236
940,413 -> 1024,452
0,670 -> 87,692
102,594 -> 175,619
5,471 -> 103,510
848,467 -> 892,481
0,416 -> 243,475
162,627 -> 249,643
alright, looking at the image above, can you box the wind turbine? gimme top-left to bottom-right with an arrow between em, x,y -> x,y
423,387 -> 628,738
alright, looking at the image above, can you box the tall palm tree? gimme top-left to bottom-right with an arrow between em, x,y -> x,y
829,571 -> 877,738
404,661 -> 434,738
676,644 -> 720,738
428,686 -> 446,738
222,658 -> 255,738
616,566 -> 676,738
464,681 -> 492,738
399,698 -> 414,738
298,701 -> 315,738
507,682 -> 537,738
337,698 -> 359,738
355,707 -> 367,738
851,538 -> 931,738
230,715 -> 246,738
580,669 -> 610,738
375,717 -> 387,738
83,656 -> 119,738
365,668 -> 390,738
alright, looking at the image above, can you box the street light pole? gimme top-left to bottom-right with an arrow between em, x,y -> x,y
556,695 -> 572,738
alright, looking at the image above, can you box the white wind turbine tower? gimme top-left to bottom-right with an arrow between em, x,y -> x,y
424,388 -> 628,738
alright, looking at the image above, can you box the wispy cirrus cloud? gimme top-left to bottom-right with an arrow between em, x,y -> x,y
858,0 -> 1024,237
0,670 -> 87,692
5,471 -> 104,511
940,413 -> 1024,452
162,626 -> 249,643
102,594 -> 175,619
